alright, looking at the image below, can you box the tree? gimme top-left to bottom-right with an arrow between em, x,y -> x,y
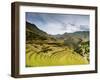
74,41 -> 89,60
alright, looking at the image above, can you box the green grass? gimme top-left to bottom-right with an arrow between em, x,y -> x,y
26,43 -> 89,67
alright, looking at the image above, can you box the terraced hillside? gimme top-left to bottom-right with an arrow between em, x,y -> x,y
26,43 -> 88,67
26,22 -> 89,67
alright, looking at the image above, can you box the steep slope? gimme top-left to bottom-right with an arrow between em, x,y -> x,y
26,22 -> 56,42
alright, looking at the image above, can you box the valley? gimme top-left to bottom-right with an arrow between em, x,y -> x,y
26,22 -> 90,67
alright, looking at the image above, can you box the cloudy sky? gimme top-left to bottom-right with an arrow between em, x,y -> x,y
26,12 -> 90,35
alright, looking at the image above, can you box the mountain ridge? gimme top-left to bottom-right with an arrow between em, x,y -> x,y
26,21 -> 89,45
52,31 -> 89,41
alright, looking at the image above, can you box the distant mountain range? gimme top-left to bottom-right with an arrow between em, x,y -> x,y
26,21 -> 89,47
52,30 -> 89,48
53,31 -> 89,41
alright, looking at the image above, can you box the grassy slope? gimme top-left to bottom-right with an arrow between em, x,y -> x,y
26,43 -> 88,67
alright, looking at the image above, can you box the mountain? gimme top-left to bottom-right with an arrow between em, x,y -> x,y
26,21 -> 89,48
52,31 -> 89,48
53,31 -> 89,41
72,31 -> 89,41
26,22 -> 48,41
26,22 -> 56,42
